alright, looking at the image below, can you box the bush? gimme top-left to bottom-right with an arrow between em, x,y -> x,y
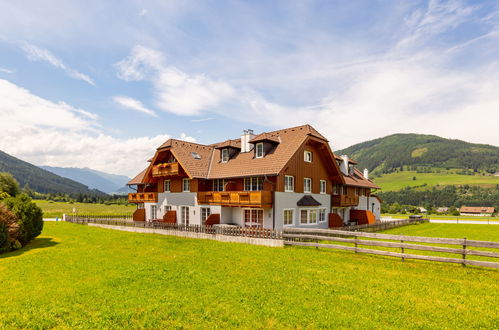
0,172 -> 20,197
0,205 -> 20,252
2,194 -> 43,246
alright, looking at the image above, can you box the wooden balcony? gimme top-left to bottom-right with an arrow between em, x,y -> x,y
197,191 -> 273,208
128,192 -> 158,203
152,162 -> 180,177
332,194 -> 359,207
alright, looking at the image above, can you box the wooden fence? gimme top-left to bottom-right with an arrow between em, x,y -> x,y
283,227 -> 499,269
334,219 -> 428,232
65,216 -> 282,239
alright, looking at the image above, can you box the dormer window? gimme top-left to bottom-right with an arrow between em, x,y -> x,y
304,150 -> 312,162
221,148 -> 229,163
255,143 -> 264,158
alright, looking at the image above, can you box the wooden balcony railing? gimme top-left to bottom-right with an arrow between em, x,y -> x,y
128,192 -> 158,203
197,191 -> 273,208
332,194 -> 359,207
152,162 -> 180,177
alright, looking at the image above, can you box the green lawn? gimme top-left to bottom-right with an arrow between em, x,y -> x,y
35,200 -> 135,218
374,170 -> 499,191
0,222 -> 497,328
381,223 -> 499,241
382,213 -> 499,222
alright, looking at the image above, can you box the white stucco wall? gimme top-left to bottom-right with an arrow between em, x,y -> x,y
273,192 -> 331,230
356,196 -> 381,220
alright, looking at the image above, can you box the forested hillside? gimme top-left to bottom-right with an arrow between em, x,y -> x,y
336,134 -> 499,175
0,150 -> 107,197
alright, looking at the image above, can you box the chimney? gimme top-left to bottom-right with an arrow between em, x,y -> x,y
241,129 -> 255,153
340,155 -> 349,175
363,168 -> 369,179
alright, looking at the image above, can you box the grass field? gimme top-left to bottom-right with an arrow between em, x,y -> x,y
34,200 -> 135,218
1,222 -> 497,328
382,213 -> 499,222
374,170 -> 499,191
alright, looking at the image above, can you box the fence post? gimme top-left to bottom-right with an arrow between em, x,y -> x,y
354,235 -> 358,253
462,237 -> 467,266
401,240 -> 405,262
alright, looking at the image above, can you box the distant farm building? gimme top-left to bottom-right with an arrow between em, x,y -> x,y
459,206 -> 495,216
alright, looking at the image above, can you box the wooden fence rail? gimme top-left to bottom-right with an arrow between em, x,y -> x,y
333,219 -> 428,232
283,228 -> 499,269
65,216 -> 283,239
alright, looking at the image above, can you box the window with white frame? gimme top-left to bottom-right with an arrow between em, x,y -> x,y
300,209 -> 318,225
255,142 -> 264,158
180,206 -> 189,225
304,178 -> 312,193
182,178 -> 191,192
151,205 -> 157,220
213,179 -> 225,191
244,209 -> 263,227
283,209 -> 294,226
244,177 -> 263,191
284,175 -> 294,192
320,180 -> 326,194
319,208 -> 326,222
201,207 -> 211,225
164,205 -> 172,213
304,150 -> 313,162
333,184 -> 340,195
164,180 -> 171,192
221,148 -> 229,163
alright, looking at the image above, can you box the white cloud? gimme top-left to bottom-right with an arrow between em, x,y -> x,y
115,45 -> 235,116
113,95 -> 158,117
179,133 -> 196,143
0,67 -> 14,74
191,117 -> 214,122
139,9 -> 148,16
21,42 -> 95,86
0,79 -> 169,176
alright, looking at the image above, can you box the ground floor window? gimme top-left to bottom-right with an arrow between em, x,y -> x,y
319,208 -> 326,222
201,207 -> 211,225
244,209 -> 263,227
283,209 -> 294,226
164,205 -> 172,215
150,205 -> 157,220
180,206 -> 189,225
300,209 -> 318,225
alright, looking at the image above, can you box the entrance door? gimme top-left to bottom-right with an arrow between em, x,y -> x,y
244,209 -> 263,227
180,206 -> 189,225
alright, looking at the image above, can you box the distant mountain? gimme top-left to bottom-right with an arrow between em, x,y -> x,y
336,134 -> 499,175
40,166 -> 131,194
0,150 -> 107,197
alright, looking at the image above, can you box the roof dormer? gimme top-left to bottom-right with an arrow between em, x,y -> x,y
249,133 -> 280,159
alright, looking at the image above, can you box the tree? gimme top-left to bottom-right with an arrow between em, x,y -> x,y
2,194 -> 43,245
0,172 -> 20,197
0,205 -> 20,252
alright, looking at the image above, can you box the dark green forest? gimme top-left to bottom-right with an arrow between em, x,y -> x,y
336,133 -> 499,175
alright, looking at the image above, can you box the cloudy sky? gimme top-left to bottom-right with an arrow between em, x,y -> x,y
1,0 -> 498,177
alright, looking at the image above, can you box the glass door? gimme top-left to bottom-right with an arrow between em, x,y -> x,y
244,209 -> 263,227
180,206 -> 189,225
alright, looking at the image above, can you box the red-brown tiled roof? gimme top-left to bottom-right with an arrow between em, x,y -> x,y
249,132 -> 280,144
214,139 -> 241,149
342,168 -> 380,189
127,168 -> 148,185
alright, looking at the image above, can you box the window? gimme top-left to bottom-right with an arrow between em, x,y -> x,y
300,209 -> 318,225
191,152 -> 201,160
244,209 -> 263,227
320,180 -> 326,194
221,148 -> 229,163
168,155 -> 177,163
244,177 -> 263,191
164,180 -> 171,192
164,205 -> 172,213
255,142 -> 264,158
201,207 -> 211,225
283,209 -> 294,226
304,150 -> 313,162
284,175 -> 294,192
183,178 -> 191,192
319,208 -> 326,222
304,178 -> 312,193
213,179 -> 225,192
180,206 -> 189,225
150,205 -> 157,220
333,184 -> 340,195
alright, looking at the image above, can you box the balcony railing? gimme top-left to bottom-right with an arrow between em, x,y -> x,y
332,194 -> 359,207
152,162 -> 180,177
128,192 -> 158,203
197,191 -> 273,208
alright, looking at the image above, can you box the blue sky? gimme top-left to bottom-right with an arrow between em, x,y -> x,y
0,0 -> 498,177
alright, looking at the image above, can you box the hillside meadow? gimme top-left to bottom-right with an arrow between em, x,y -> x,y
34,200 -> 135,218
1,222 -> 497,328
374,170 -> 499,191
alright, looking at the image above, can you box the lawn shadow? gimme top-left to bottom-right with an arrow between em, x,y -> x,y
0,237 -> 59,259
